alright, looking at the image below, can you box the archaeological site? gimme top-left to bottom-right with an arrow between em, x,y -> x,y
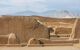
0,15 -> 80,47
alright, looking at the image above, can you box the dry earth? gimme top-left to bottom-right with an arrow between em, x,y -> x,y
0,46 -> 80,50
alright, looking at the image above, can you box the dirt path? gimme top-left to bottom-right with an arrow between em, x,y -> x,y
0,46 -> 80,50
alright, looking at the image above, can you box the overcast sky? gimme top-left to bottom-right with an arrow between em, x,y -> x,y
0,0 -> 80,15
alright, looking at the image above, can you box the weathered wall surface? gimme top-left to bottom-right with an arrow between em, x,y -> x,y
0,16 -> 80,45
0,36 -> 8,44
34,16 -> 80,39
55,28 -> 72,34
0,16 -> 49,44
75,19 -> 80,39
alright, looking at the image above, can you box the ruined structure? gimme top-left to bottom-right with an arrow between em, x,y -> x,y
0,16 -> 79,47
0,16 -> 49,46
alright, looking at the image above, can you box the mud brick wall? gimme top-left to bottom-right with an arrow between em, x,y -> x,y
75,19 -> 80,39
40,39 -> 71,44
0,36 -> 8,44
55,28 -> 72,34
0,16 -> 49,44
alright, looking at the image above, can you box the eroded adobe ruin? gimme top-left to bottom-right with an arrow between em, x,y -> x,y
0,16 -> 80,47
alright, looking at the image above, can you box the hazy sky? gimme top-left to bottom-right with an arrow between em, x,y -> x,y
0,0 -> 80,15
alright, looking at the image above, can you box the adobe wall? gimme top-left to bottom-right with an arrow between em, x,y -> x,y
0,16 -> 49,44
0,36 -> 8,44
75,19 -> 80,39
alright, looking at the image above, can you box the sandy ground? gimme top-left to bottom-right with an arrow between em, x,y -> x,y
0,46 -> 80,50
